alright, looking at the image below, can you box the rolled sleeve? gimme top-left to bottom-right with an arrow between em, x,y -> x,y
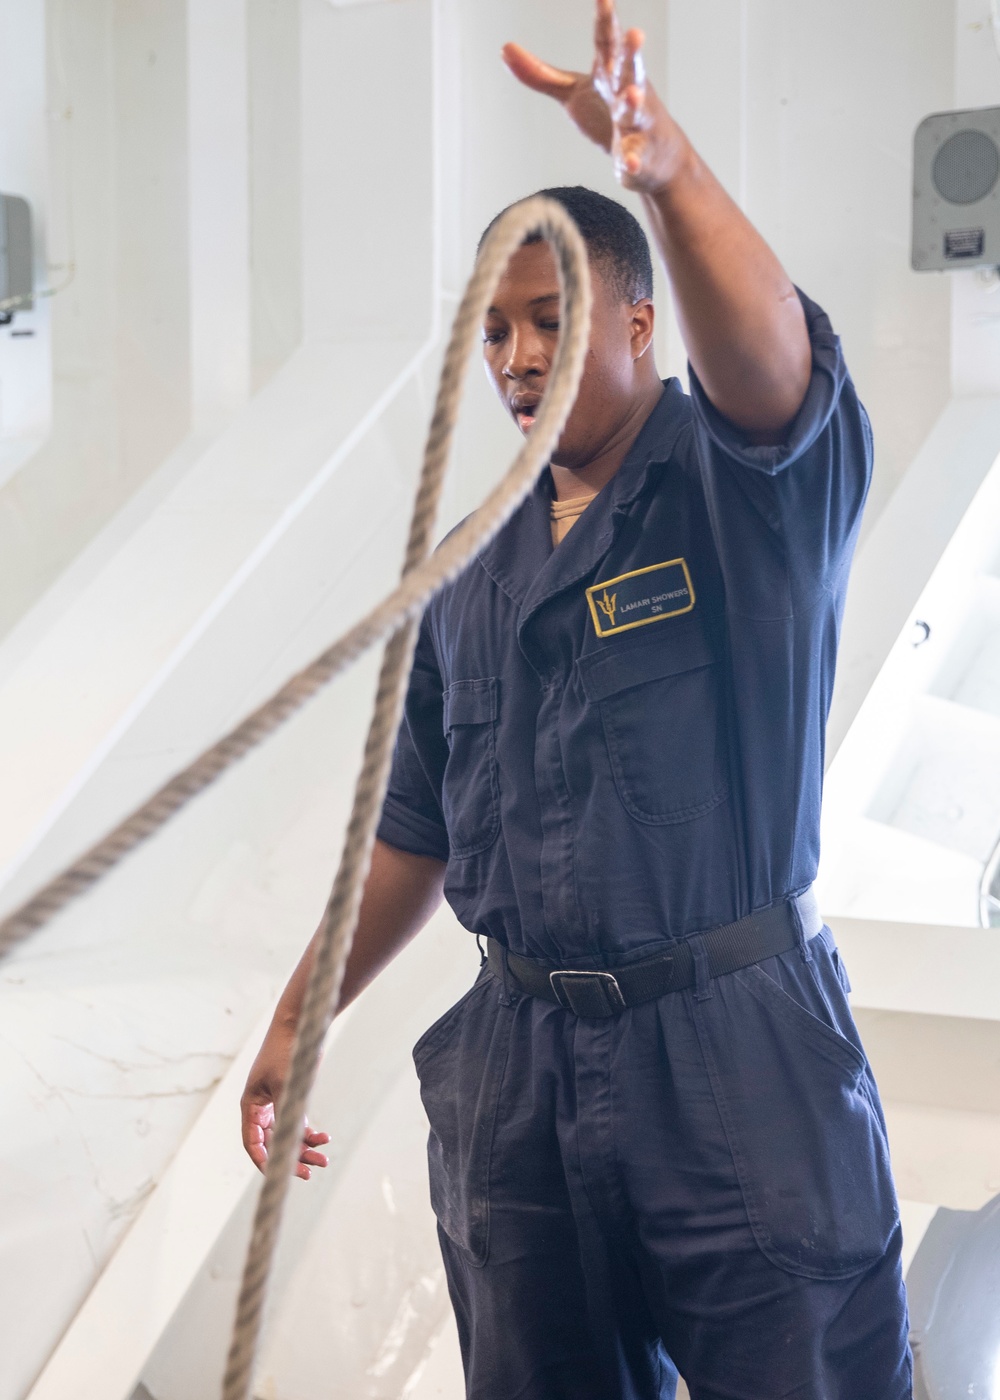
376,615 -> 450,862
687,289 -> 853,476
684,289 -> 873,616
377,792 -> 449,862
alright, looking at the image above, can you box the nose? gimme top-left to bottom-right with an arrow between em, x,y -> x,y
500,325 -> 546,382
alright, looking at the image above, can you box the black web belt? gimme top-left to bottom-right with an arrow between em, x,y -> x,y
486,889 -> 822,1019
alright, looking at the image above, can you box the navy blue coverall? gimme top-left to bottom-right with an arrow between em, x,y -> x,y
377,293 -> 911,1399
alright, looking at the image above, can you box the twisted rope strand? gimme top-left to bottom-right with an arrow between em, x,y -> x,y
219,198 -> 591,1400
0,198 -> 591,1396
0,200 -> 590,960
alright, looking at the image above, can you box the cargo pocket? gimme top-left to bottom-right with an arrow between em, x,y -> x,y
694,933 -> 899,1280
442,678 -> 500,857
578,625 -> 728,824
412,970 -> 513,1267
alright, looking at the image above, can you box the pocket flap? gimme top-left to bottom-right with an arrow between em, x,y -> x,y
444,678 -> 498,729
578,626 -> 716,703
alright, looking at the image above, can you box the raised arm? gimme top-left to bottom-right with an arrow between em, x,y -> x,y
503,0 -> 811,440
241,839 -> 446,1179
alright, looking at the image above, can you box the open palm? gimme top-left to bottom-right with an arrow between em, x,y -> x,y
502,0 -> 676,193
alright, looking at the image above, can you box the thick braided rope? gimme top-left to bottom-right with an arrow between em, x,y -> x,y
0,192 -> 590,1400
219,198 -> 591,1400
0,198 -> 591,960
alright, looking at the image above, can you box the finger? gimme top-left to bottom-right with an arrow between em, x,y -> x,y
501,43 -> 578,99
294,1163 -> 312,1182
246,1138 -> 268,1173
595,0 -> 621,74
299,1148 -> 329,1169
242,1103 -> 270,1155
620,84 -> 653,135
303,1129 -> 330,1147
620,29 -> 645,93
619,129 -> 646,176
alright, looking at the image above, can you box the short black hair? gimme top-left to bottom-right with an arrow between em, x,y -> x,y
479,185 -> 654,305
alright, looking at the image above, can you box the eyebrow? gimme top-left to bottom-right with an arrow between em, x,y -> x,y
486,292 -> 561,315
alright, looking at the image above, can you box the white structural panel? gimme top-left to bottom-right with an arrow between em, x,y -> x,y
0,1 -> 440,1394
820,441 -> 1000,925
0,0 -> 52,487
187,0 -> 251,430
23,909 -> 481,1400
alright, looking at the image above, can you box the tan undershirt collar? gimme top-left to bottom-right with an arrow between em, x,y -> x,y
550,492 -> 598,546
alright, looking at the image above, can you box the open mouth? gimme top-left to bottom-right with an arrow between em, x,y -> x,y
513,402 -> 539,430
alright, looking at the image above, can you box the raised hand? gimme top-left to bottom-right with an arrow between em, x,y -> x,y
503,0 -> 811,438
502,0 -> 681,194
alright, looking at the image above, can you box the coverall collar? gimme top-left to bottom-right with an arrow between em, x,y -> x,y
478,379 -> 689,633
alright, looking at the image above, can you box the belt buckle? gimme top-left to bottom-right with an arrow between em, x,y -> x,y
549,968 -> 627,1018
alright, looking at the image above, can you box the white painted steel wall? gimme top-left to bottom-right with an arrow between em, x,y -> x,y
0,0 -> 52,484
0,0 -> 195,637
819,437 -> 1000,926
667,0 -> 955,528
0,1 -> 441,1393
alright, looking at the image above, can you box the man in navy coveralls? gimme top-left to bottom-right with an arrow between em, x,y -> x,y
242,3 -> 911,1395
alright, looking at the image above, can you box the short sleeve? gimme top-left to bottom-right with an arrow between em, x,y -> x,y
376,613 -> 450,862
686,289 -> 873,619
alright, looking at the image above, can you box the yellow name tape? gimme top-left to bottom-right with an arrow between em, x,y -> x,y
586,558 -> 695,637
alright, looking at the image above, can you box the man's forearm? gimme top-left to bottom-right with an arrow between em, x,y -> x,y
271,838 -> 447,1030
643,132 -> 811,439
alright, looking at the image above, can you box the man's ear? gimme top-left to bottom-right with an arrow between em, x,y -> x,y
629,298 -> 655,359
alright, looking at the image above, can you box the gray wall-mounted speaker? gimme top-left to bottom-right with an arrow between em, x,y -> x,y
0,193 -> 33,321
912,107 -> 1000,271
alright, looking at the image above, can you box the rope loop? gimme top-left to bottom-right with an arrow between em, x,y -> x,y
0,198 -> 591,960
0,197 -> 592,1398
220,196 -> 591,1400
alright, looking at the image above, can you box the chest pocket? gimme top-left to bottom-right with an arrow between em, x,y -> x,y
442,678 -> 501,858
578,627 -> 728,825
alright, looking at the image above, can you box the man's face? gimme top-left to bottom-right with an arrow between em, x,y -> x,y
482,240 -> 654,469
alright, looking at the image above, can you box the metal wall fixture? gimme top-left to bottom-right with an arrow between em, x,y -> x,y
912,107 -> 1000,272
979,832 -> 1000,927
0,193 -> 33,323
